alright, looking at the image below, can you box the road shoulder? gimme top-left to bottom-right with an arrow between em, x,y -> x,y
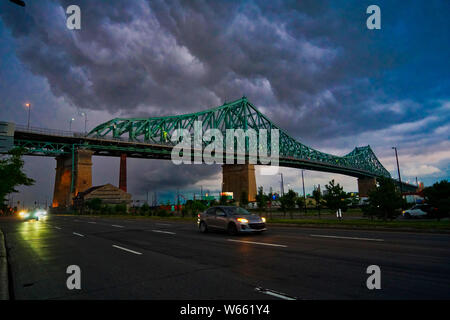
0,228 -> 9,300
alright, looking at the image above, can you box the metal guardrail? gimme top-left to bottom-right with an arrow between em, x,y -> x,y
14,124 -> 175,146
14,124 -> 81,138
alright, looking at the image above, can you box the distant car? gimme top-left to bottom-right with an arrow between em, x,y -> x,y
198,206 -> 267,235
402,204 -> 437,219
18,209 -> 47,221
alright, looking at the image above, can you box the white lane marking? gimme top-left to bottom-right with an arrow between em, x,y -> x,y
73,232 -> 85,237
111,224 -> 125,228
310,234 -> 384,242
88,221 -> 97,224
227,239 -> 287,248
151,229 -> 176,235
112,245 -> 142,255
55,226 -> 61,230
155,223 -> 171,226
255,287 -> 297,300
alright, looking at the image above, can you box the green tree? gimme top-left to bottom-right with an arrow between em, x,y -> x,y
312,188 -> 322,217
423,180 -> 450,219
140,202 -> 150,216
366,177 -> 402,220
0,149 -> 34,209
323,179 -> 349,213
114,203 -> 127,214
86,198 -> 102,213
295,196 -> 305,214
280,189 -> 297,218
255,187 -> 268,212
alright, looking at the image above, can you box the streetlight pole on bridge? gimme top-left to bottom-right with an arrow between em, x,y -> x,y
25,103 -> 31,129
69,118 -> 75,131
392,146 -> 404,208
301,170 -> 307,214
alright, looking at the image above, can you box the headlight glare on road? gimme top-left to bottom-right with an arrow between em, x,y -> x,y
19,211 -> 28,218
261,217 -> 266,223
237,218 -> 249,224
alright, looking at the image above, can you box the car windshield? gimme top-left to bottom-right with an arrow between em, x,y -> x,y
224,207 -> 251,215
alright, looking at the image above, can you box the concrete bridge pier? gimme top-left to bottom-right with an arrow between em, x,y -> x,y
52,149 -> 93,208
222,164 -> 257,204
357,177 -> 377,197
119,153 -> 127,192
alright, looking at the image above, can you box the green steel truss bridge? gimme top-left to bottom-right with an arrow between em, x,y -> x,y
1,97 -> 415,189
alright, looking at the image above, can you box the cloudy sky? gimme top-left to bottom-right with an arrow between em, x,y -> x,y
0,0 -> 448,206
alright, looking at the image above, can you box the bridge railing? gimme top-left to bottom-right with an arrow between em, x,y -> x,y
14,124 -> 176,146
15,124 -> 82,138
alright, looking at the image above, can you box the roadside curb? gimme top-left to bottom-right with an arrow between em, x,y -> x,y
0,229 -> 9,300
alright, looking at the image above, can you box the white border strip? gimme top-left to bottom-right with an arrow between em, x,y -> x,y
310,234 -> 384,242
112,245 -> 142,255
255,287 -> 297,300
151,230 -> 176,235
227,239 -> 287,247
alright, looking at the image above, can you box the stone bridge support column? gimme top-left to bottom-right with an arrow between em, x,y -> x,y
52,149 -> 93,208
357,177 -> 377,197
119,153 -> 127,192
222,164 -> 256,204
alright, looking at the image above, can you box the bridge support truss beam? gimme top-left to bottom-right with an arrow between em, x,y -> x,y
222,164 -> 256,204
52,149 -> 93,208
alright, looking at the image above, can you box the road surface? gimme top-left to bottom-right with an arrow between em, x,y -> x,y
1,215 -> 449,300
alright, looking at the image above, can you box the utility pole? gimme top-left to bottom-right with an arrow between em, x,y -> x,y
81,112 -> 88,134
280,173 -> 285,196
302,170 -> 307,213
392,147 -> 403,208
25,103 -> 31,129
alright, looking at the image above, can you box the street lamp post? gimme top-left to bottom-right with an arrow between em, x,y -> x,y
280,173 -> 284,196
392,147 -> 404,207
69,118 -> 75,131
81,112 -> 88,134
301,169 -> 307,213
25,103 -> 31,129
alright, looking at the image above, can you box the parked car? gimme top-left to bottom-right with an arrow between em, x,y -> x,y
198,206 -> 267,235
402,204 -> 437,219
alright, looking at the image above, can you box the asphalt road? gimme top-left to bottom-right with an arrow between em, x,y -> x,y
1,215 -> 449,300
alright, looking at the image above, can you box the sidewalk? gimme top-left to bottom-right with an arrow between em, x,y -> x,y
0,229 -> 9,300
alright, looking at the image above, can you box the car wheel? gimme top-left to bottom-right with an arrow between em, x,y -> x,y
405,213 -> 411,219
199,221 -> 208,233
227,223 -> 238,236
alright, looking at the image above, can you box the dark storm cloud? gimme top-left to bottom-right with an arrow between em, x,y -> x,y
128,160 -> 220,193
1,0 -> 449,196
1,0 -> 435,134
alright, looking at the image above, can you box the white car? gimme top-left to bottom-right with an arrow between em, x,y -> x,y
402,204 -> 436,219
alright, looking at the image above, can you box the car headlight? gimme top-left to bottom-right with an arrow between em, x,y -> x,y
19,211 -> 28,218
261,217 -> 266,223
237,218 -> 249,224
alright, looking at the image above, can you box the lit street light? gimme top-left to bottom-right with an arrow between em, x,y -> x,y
25,103 -> 31,129
69,118 -> 75,131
